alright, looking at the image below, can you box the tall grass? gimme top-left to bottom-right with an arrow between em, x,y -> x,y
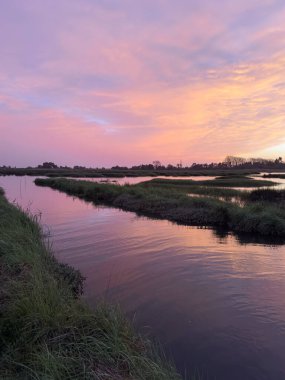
35,178 -> 285,238
0,190 -> 181,380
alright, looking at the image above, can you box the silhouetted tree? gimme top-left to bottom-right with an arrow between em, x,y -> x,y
38,162 -> 58,169
152,160 -> 162,169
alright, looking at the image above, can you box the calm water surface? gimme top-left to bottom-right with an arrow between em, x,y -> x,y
1,176 -> 285,380
74,175 -> 217,185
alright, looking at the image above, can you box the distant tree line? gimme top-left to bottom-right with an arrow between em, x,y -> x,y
123,157 -> 285,170
223,156 -> 284,169
2,157 -> 284,171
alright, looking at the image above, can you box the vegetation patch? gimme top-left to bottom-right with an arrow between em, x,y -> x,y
0,190 -> 180,380
140,181 -> 245,200
35,178 -> 285,238
141,177 -> 277,188
0,167 -> 260,178
247,189 -> 285,202
263,174 -> 285,179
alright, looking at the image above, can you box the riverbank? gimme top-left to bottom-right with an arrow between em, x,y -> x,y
0,189 -> 181,379
35,178 -> 285,238
0,167 -> 260,178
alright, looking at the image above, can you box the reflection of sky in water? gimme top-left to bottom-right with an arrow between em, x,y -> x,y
1,176 -> 285,379
73,175 -> 217,185
74,175 -> 285,190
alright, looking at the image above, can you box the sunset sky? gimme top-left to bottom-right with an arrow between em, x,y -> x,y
1,0 -> 285,167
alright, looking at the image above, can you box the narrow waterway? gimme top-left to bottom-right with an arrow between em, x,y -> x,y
1,176 -> 285,380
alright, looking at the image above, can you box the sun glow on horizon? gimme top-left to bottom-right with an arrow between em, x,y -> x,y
1,0 -> 285,166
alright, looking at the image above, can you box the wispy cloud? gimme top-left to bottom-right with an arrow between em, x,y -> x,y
1,0 -> 285,165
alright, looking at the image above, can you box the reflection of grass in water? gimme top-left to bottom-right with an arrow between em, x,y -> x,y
0,189 -> 181,380
35,178 -> 285,238
188,193 -> 245,208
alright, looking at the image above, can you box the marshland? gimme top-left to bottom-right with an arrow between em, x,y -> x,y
3,0 -> 285,378
2,172 -> 285,379
0,166 -> 262,178
34,175 -> 285,238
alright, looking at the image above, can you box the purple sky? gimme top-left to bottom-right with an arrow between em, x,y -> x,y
1,0 -> 285,167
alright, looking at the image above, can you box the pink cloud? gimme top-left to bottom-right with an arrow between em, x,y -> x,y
1,0 -> 285,166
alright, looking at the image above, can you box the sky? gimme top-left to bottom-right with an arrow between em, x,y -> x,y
1,0 -> 285,167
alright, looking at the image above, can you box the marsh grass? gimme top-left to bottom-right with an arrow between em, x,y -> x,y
247,189 -> 285,202
0,190 -> 181,380
263,174 -> 285,179
35,178 -> 285,237
0,167 -> 259,178
140,181 -> 245,199
141,177 -> 277,188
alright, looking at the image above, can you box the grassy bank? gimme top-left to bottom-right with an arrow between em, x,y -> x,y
0,190 -> 181,379
35,178 -> 285,238
141,176 -> 277,188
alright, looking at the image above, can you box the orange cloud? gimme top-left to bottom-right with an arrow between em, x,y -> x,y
1,1 -> 285,166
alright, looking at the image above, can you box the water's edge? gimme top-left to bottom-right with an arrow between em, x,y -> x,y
1,176 -> 285,380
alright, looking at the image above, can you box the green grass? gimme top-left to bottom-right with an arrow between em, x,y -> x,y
35,178 -> 285,238
0,167 -> 260,178
141,176 -> 277,188
0,190 -> 181,380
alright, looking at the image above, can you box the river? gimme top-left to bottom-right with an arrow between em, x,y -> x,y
1,175 -> 285,380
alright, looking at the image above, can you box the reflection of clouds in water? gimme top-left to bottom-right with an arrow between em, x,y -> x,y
2,175 -> 285,378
